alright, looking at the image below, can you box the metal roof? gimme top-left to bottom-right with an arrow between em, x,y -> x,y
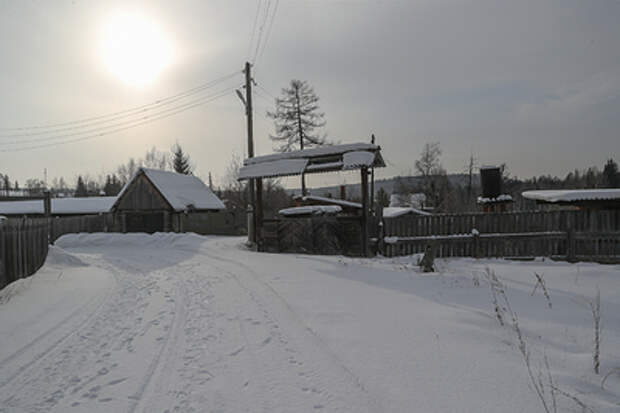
238,143 -> 385,180
522,189 -> 620,203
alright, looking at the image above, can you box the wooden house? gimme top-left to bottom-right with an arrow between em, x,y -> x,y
111,168 -> 225,233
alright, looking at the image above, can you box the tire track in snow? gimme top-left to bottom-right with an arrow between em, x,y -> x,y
195,246 -> 380,412
127,272 -> 188,413
0,278 -> 115,392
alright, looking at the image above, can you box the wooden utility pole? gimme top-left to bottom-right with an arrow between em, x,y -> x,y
243,62 -> 257,244
361,166 -> 369,257
370,134 -> 376,215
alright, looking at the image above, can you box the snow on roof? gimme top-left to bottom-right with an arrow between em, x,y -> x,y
342,151 -> 376,169
245,143 -> 379,165
279,205 -> 342,216
116,168 -> 225,212
295,195 -> 362,209
522,189 -> 620,203
238,143 -> 384,180
0,197 -> 116,215
382,207 -> 431,218
238,159 -> 308,180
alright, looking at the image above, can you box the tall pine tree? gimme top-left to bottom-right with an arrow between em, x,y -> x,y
172,144 -> 192,175
75,176 -> 88,197
267,79 -> 329,194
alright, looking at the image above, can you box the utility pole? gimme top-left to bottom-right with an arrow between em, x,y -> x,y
242,62 -> 257,244
370,134 -> 375,215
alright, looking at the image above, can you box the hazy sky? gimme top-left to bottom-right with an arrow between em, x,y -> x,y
1,0 -> 619,189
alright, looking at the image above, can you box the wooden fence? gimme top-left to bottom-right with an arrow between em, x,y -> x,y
50,214 -> 118,242
0,218 -> 50,289
382,210 -> 620,261
0,214 -> 117,289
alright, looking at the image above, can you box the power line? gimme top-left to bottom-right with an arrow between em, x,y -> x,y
246,0 -> 262,61
0,71 -> 239,133
255,0 -> 279,66
2,86 -> 236,146
251,0 -> 271,63
0,76 -> 238,140
1,88 -> 235,152
254,89 -> 273,105
256,83 -> 277,99
0,85 -> 236,146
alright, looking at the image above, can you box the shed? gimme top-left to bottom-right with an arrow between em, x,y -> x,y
522,189 -> 620,210
111,168 -> 225,233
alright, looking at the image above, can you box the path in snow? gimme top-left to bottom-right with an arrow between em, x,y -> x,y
1,233 -> 618,412
0,234 -> 376,413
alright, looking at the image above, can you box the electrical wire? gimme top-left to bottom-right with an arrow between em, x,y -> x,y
0,71 -> 239,133
0,84 -> 239,146
256,83 -> 277,99
251,0 -> 271,63
255,0 -> 279,66
246,0 -> 262,61
0,88 -> 235,152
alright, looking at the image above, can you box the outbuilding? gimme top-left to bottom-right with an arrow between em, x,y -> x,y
522,189 -> 620,210
111,168 -> 226,233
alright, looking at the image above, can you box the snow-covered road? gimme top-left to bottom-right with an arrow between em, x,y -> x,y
1,233 -> 619,412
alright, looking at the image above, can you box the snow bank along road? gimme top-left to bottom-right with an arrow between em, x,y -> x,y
0,233 -> 619,412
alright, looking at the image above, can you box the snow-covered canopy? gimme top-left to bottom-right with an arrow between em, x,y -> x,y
115,168 -> 225,212
522,189 -> 620,203
477,194 -> 513,204
238,143 -> 385,180
0,197 -> 116,216
294,195 -> 362,209
279,205 -> 342,216
382,207 -> 431,218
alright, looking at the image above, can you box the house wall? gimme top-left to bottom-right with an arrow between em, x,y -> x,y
116,174 -> 170,211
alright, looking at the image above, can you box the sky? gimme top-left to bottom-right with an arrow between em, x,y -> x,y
1,0 -> 619,190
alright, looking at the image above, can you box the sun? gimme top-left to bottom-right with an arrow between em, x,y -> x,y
100,11 -> 173,86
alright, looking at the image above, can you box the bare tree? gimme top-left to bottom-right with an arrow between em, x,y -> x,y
415,142 -> 442,178
143,146 -> 170,170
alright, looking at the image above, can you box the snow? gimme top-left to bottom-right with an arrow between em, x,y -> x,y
238,158 -> 308,180
279,205 -> 342,216
1,233 -> 619,412
477,194 -> 513,203
296,195 -> 362,209
115,168 -> 225,212
383,206 -> 431,218
342,151 -> 375,169
244,143 -> 379,165
522,188 -> 620,203
0,197 -> 116,215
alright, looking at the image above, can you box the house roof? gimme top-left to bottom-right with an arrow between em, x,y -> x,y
522,189 -> 620,203
0,197 -> 116,216
238,143 -> 385,180
114,168 -> 225,212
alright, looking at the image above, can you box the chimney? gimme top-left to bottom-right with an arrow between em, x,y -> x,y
340,185 -> 346,200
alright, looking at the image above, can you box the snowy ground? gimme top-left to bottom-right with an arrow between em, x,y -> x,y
0,233 -> 619,412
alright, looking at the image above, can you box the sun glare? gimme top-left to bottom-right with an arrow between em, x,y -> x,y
100,11 -> 173,86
